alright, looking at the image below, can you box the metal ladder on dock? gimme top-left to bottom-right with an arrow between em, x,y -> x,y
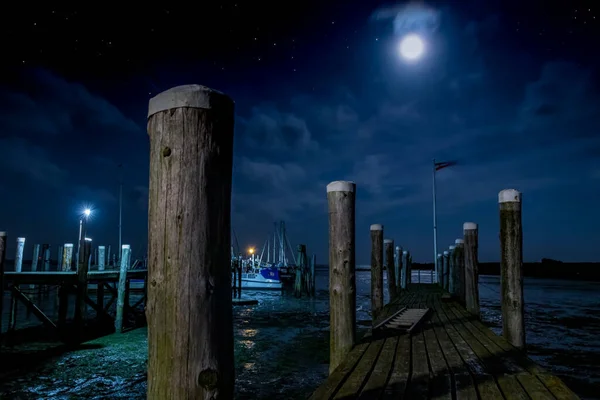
373,307 -> 430,335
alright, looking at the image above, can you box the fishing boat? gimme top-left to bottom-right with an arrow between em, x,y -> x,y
232,221 -> 296,290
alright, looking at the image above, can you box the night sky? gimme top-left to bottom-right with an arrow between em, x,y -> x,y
1,1 -> 599,264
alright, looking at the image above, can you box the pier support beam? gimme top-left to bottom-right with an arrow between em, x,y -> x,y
463,222 -> 480,317
436,253 -> 442,287
146,84 -> 235,399
384,239 -> 397,299
370,224 -> 384,321
394,246 -> 402,290
326,180 -> 356,374
62,243 -> 73,271
499,189 -> 525,349
32,244 -> 40,272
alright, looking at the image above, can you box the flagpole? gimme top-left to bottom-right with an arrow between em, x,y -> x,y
432,158 -> 439,284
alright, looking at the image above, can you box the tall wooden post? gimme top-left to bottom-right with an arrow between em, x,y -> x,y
370,224 -> 384,321
311,254 -> 316,296
394,246 -> 402,290
115,244 -> 131,333
98,246 -> 106,271
147,84 -> 235,399
0,231 -> 6,341
499,189 -> 525,349
463,222 -> 480,316
107,245 -> 112,266
384,239 -> 397,299
454,239 -> 465,302
14,237 -> 25,272
448,245 -> 456,294
326,180 -> 356,374
401,250 -> 408,289
442,251 -> 449,291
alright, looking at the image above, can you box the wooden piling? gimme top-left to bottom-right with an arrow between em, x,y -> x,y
463,222 -> 480,317
311,254 -> 316,296
0,231 -> 6,341
115,244 -> 131,333
370,224 -> 384,321
74,238 -> 92,332
98,245 -> 106,271
448,245 -> 456,294
57,245 -> 64,270
62,243 -> 73,271
384,239 -> 397,299
454,239 -> 465,302
499,189 -> 525,349
107,245 -> 112,266
406,251 -> 412,285
42,244 -> 50,271
436,253 -> 442,287
146,84 -> 235,399
327,180 -> 356,374
394,246 -> 402,290
14,237 -> 25,272
401,250 -> 408,289
442,250 -> 449,290
31,244 -> 40,272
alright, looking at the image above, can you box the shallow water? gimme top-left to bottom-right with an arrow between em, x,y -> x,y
1,270 -> 599,399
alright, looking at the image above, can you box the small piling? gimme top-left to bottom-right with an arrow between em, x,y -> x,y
107,245 -> 112,266
327,180 -> 356,374
57,245 -> 64,270
394,246 -> 402,290
62,243 -> 73,271
0,231 -> 6,341
311,254 -> 316,296
370,224 -> 384,321
384,239 -> 397,299
499,189 -> 525,349
74,238 -> 92,334
42,244 -> 50,271
115,244 -> 131,333
31,244 -> 40,272
146,84 -> 235,399
463,222 -> 480,317
14,237 -> 25,272
406,251 -> 412,285
401,250 -> 408,289
448,245 -> 456,294
436,253 -> 442,287
98,245 -> 106,271
442,251 -> 449,290
454,239 -> 465,302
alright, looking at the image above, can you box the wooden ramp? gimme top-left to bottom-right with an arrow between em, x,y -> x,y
309,284 -> 579,400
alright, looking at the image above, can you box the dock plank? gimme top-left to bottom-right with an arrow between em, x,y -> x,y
309,285 -> 581,400
334,339 -> 384,399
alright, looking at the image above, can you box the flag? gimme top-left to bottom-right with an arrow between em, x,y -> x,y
434,160 -> 457,171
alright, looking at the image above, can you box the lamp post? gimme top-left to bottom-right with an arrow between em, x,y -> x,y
76,208 -> 91,268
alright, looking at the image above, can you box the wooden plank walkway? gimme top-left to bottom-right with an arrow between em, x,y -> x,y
310,284 -> 579,400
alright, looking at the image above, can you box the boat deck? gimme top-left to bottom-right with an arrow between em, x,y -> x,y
310,284 -> 579,400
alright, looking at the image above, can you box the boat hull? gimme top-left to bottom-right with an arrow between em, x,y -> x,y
233,272 -> 283,290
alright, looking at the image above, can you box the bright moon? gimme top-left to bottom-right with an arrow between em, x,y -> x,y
399,34 -> 424,60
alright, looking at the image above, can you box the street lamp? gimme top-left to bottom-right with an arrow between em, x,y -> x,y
76,208 -> 93,268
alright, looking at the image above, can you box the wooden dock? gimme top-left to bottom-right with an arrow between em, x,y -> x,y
310,284 -> 579,400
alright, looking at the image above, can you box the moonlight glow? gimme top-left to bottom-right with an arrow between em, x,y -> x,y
399,34 -> 425,60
